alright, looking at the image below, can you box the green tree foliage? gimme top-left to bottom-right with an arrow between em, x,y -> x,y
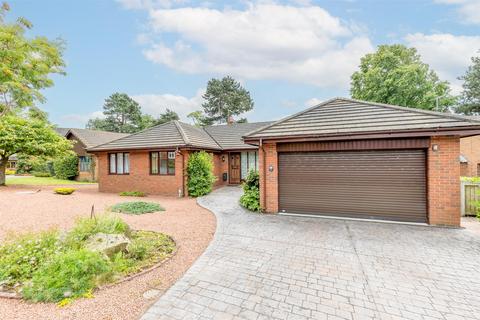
0,115 -> 72,185
86,93 -> 143,133
0,3 -> 65,117
239,170 -> 261,212
140,108 -> 180,128
351,44 -> 455,111
197,76 -> 254,124
187,110 -> 214,127
456,54 -> 480,114
186,151 -> 216,197
53,153 -> 78,180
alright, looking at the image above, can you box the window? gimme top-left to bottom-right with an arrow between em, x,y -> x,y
7,161 -> 16,169
150,151 -> 175,175
109,153 -> 129,174
240,151 -> 258,179
79,156 -> 92,172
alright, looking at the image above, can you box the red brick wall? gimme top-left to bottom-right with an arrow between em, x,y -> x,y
259,143 -> 278,213
96,150 -> 188,196
428,136 -> 461,226
213,153 -> 229,187
460,135 -> 480,177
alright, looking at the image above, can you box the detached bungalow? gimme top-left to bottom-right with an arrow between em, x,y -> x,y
89,98 -> 480,227
87,121 -> 272,195
56,128 -> 129,181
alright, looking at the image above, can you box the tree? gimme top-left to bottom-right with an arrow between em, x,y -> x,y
86,93 -> 143,133
456,54 -> 480,115
141,108 -> 180,128
0,2 -> 65,117
201,76 -> 254,124
350,44 -> 455,111
0,115 -> 73,185
188,110 -> 214,127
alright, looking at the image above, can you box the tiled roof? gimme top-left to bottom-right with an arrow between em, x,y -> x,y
59,128 -> 129,148
245,97 -> 480,139
205,122 -> 274,150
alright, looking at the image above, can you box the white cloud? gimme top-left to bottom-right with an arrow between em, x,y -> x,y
435,0 -> 480,24
305,97 -> 323,107
141,3 -> 373,88
132,89 -> 204,121
405,33 -> 480,93
61,111 -> 104,127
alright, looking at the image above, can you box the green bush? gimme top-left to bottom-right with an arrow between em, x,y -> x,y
53,154 -> 78,180
119,191 -> 146,197
32,171 -> 51,177
16,156 -> 53,175
66,215 -> 130,245
54,187 -> 76,195
187,151 -> 216,197
110,202 -> 164,215
22,249 -> 110,302
239,170 -> 261,212
0,230 -> 61,288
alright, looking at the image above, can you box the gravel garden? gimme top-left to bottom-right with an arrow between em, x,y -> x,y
0,184 -> 216,320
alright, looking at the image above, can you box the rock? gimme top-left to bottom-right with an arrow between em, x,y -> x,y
85,233 -> 131,258
143,289 -> 162,299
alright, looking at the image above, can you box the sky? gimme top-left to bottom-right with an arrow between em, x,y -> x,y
8,0 -> 480,128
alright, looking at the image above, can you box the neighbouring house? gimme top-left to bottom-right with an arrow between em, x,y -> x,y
459,135 -> 480,177
243,98 -> 480,227
87,121 -> 272,195
56,128 -> 129,181
88,97 -> 480,227
6,154 -> 17,172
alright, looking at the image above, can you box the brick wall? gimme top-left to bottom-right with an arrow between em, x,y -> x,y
213,153 -> 229,187
428,136 -> 461,226
96,150 -> 188,196
259,143 -> 278,213
460,135 -> 480,177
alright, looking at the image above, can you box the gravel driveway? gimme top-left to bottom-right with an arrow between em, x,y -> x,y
143,186 -> 480,320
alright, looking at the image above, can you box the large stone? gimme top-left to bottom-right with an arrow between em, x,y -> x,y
85,233 -> 131,258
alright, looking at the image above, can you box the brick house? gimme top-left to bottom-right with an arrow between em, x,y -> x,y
56,128 -> 128,181
87,121 -> 272,195
89,98 -> 480,227
6,154 -> 17,172
459,135 -> 480,177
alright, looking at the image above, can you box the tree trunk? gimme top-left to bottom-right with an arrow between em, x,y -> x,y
0,158 -> 7,186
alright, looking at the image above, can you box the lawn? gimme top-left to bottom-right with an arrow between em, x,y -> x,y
6,176 -> 95,185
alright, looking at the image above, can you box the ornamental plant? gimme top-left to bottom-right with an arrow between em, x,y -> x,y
239,170 -> 261,212
109,202 -> 164,215
186,151 -> 216,197
53,154 -> 78,180
54,188 -> 76,195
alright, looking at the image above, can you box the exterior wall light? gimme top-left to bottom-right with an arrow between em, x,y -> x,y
432,144 -> 439,151
222,155 -> 225,162
269,165 -> 274,172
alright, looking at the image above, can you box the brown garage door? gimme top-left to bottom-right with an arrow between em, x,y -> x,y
278,150 -> 427,223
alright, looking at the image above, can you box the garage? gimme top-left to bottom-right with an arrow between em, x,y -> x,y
278,149 -> 427,223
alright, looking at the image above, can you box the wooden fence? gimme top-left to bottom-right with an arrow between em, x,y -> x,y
461,180 -> 480,216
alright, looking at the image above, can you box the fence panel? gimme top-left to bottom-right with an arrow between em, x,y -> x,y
461,181 -> 480,216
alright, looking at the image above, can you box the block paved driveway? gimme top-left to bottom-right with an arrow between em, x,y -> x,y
142,187 -> 480,320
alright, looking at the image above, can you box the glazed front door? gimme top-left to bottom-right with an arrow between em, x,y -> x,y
229,153 -> 241,184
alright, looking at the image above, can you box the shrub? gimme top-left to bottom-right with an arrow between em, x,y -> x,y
16,156 -> 52,174
239,170 -> 261,212
5,169 -> 15,175
53,154 -> 78,180
33,171 -> 51,177
187,151 -> 216,197
22,249 -> 110,302
119,191 -> 146,197
0,230 -> 61,288
54,187 -> 76,195
66,214 -> 130,245
110,202 -> 164,215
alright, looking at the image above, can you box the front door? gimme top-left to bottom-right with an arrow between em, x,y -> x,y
229,153 -> 241,184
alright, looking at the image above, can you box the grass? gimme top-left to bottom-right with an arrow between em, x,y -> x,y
6,176 -> 95,186
110,202 -> 164,215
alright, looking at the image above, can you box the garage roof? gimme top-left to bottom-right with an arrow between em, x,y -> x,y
244,97 -> 480,140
